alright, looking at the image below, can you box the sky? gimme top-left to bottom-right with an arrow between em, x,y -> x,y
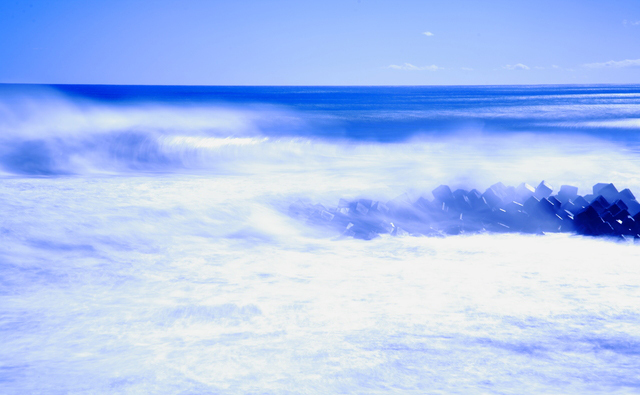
0,0 -> 639,85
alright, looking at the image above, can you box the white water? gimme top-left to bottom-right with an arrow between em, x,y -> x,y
2,165 -> 640,393
3,88 -> 640,393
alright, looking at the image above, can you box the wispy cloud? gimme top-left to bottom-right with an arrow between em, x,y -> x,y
527,65 -> 571,71
388,63 -> 442,71
502,63 -> 530,70
460,67 -> 473,71
583,59 -> 640,68
623,19 -> 640,26
422,31 -> 434,36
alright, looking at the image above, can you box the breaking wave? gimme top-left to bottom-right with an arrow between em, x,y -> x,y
3,84 -> 640,394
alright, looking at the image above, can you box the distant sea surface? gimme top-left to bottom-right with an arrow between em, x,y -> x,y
2,84 -> 640,394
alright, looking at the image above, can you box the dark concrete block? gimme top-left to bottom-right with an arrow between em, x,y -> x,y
322,183 -> 639,240
613,199 -> 628,211
593,183 -> 619,203
573,196 -> 588,209
356,218 -> 394,235
557,185 -> 579,203
516,183 -> 536,202
542,215 -> 563,233
482,187 -> 503,208
489,182 -> 508,196
330,211 -> 352,227
452,189 -> 468,199
562,201 -> 579,215
465,189 -> 482,205
469,195 -> 490,212
508,210 -> 531,232
459,214 -> 484,233
538,198 -> 557,216
617,215 -> 637,235
504,201 -> 524,214
523,196 -> 540,215
602,212 -> 614,224
504,186 -> 517,203
547,196 -> 562,209
592,195 -> 610,206
589,196 -> 609,215
574,206 -> 604,235
534,198 -> 563,232
619,188 -> 636,202
593,183 -> 609,195
453,193 -> 472,212
288,200 -> 310,217
371,201 -> 390,215
320,210 -> 335,221
432,185 -> 454,202
485,222 -> 511,233
312,203 -> 327,213
607,200 -> 627,217
626,200 -> 640,217
487,207 -> 510,223
347,223 -> 379,240
353,201 -> 369,215
560,219 -> 575,233
387,194 -> 428,225
621,214 -> 635,226
468,189 -> 482,200
557,209 -> 574,220
596,221 -> 615,236
414,196 -> 434,212
535,181 -> 553,199
441,217 -> 464,235
435,200 -> 454,215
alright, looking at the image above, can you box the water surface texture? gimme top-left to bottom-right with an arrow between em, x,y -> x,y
2,84 -> 640,394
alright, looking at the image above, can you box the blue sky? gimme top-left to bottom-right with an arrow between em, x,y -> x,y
0,0 -> 639,85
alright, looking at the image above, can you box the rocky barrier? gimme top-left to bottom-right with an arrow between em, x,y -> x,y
290,182 -> 640,240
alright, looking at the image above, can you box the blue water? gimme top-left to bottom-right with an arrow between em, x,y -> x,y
47,83 -> 640,141
2,84 -> 640,394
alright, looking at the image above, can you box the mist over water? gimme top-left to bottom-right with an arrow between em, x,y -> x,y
2,84 -> 640,394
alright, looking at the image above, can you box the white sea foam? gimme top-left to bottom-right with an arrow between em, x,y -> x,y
2,175 -> 640,394
3,86 -> 640,393
0,87 -> 297,139
580,118 -> 640,129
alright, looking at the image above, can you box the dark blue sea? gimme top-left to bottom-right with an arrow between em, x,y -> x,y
2,84 -> 640,394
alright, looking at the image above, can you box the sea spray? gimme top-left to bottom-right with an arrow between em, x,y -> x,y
2,84 -> 640,394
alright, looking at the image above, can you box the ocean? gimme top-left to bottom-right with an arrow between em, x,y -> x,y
2,84 -> 640,394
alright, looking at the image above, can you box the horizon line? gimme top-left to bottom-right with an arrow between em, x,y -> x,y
2,82 -> 640,88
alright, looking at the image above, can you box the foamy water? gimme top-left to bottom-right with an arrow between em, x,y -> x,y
2,84 -> 640,393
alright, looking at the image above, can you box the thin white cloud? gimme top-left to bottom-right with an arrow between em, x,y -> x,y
388,63 -> 442,71
583,59 -> 640,68
422,31 -> 434,36
460,67 -> 473,71
503,63 -> 530,70
529,65 -> 568,71
623,19 -> 640,26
